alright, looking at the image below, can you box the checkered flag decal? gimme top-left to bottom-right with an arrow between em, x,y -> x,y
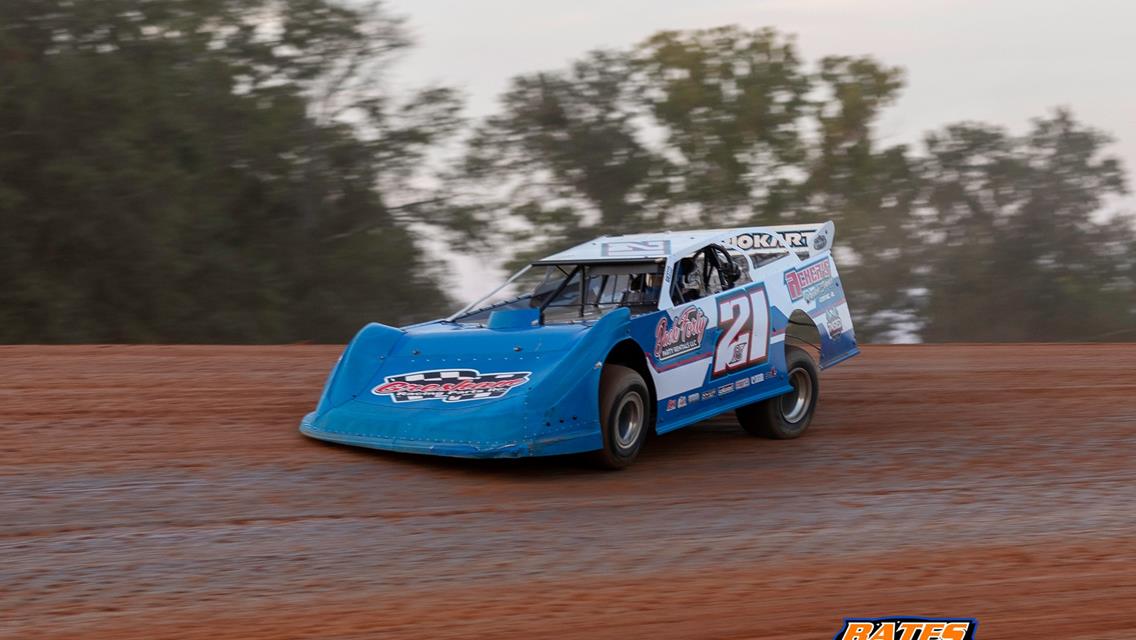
377,369 -> 531,403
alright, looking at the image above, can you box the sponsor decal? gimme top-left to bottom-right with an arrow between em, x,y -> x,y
826,307 -> 844,338
666,398 -> 677,411
701,389 -> 717,401
718,382 -> 735,396
832,617 -> 977,640
726,231 -> 811,251
687,392 -> 700,404
373,369 -> 530,403
654,306 -> 710,360
735,376 -> 750,390
785,259 -> 836,302
813,233 -> 828,251
601,239 -> 671,257
676,395 -> 687,408
729,343 -> 747,366
750,373 -> 764,385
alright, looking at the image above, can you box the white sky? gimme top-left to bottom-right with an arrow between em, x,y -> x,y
388,0 -> 1134,192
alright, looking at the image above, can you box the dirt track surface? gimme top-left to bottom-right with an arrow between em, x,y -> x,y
2,345 -> 1135,639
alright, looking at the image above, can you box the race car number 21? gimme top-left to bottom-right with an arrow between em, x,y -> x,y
713,286 -> 770,377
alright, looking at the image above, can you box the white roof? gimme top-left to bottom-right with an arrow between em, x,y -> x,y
533,224 -> 830,265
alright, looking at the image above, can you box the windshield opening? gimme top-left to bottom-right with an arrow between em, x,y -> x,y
454,262 -> 664,324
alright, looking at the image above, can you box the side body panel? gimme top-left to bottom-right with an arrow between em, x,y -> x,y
630,250 -> 859,435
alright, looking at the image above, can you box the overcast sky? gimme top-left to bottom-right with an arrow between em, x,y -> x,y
386,0 -> 1135,207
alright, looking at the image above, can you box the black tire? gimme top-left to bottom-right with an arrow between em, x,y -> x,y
735,347 -> 819,439
590,364 -> 651,469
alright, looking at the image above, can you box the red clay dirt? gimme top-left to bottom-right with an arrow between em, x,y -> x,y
1,344 -> 1134,639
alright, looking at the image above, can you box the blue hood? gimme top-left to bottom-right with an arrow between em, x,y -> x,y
388,320 -> 590,357
356,320 -> 593,408
314,318 -> 606,415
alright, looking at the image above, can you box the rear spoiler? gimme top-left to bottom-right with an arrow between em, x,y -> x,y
722,221 -> 835,258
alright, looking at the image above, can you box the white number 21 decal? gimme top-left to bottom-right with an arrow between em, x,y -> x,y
713,286 -> 770,377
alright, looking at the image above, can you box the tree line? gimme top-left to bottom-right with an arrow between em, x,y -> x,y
2,1 -> 1132,343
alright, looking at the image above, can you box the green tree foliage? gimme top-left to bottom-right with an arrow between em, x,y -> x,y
799,56 -> 920,340
917,110 -> 1134,341
0,0 -> 459,342
634,27 -> 812,218
453,50 -> 667,265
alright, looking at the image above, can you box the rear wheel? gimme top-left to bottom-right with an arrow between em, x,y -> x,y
736,347 -> 819,439
591,364 -> 650,469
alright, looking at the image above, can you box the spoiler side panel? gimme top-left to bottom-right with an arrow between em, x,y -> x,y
783,253 -> 859,369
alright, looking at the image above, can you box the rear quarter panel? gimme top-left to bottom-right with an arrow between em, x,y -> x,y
779,253 -> 860,368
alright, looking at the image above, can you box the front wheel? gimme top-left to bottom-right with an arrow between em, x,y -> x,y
591,364 -> 651,469
736,347 -> 819,439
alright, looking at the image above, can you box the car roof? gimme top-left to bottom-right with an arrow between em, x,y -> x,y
533,231 -> 731,265
532,225 -> 827,265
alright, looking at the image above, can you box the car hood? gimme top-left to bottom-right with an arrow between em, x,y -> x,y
352,320 -> 595,408
388,320 -> 592,357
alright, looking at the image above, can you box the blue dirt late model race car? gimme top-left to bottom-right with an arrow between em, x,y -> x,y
300,223 -> 859,468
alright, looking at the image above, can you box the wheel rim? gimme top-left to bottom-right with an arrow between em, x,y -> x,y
780,367 -> 813,423
613,392 -> 644,450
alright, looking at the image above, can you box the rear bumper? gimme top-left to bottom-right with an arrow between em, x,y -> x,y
299,410 -> 601,459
